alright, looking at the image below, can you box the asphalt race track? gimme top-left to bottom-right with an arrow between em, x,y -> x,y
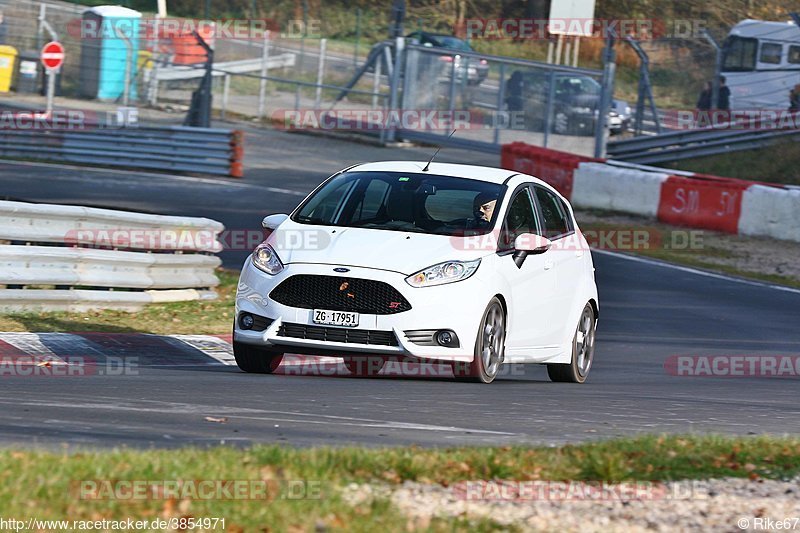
1,160 -> 799,448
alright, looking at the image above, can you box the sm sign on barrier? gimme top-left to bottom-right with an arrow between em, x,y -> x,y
657,175 -> 749,234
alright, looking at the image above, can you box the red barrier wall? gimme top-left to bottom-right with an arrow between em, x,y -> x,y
500,142 -> 600,200
657,175 -> 751,234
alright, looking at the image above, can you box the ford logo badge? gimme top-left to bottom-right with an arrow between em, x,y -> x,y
333,267 -> 350,273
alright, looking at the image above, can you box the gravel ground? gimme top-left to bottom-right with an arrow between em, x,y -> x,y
575,210 -> 800,284
342,478 -> 800,531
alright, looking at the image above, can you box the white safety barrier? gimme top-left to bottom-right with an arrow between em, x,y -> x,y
739,185 -> 800,242
571,162 -> 668,218
503,142 -> 800,243
0,200 -> 223,252
0,200 -> 224,312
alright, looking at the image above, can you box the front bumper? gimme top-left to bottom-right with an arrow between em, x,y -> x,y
234,259 -> 489,363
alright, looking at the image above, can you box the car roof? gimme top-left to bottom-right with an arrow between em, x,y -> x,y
346,161 -> 525,185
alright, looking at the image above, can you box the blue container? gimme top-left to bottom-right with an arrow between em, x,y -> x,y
79,6 -> 141,100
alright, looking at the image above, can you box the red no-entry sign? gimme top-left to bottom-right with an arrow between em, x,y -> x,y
41,41 -> 65,70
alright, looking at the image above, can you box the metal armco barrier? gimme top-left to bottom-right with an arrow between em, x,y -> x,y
501,142 -> 800,243
607,113 -> 800,164
0,126 -> 244,177
0,200 -> 224,312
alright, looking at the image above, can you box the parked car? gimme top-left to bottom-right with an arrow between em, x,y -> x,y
234,161 -> 599,384
406,31 -> 490,85
506,70 -> 629,135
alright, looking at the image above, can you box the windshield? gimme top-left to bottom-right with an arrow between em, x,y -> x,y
293,171 -> 505,236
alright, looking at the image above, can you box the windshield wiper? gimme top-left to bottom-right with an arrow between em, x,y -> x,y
295,215 -> 329,225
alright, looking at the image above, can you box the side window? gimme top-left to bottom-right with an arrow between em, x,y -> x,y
759,42 -> 782,65
722,36 -> 757,71
789,45 -> 800,64
499,188 -> 537,251
534,186 -> 572,239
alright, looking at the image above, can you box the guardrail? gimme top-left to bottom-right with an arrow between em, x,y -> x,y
154,54 -> 296,82
0,200 -> 225,312
608,113 -> 800,164
0,126 -> 244,178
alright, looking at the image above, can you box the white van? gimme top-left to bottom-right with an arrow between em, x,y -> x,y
721,19 -> 800,109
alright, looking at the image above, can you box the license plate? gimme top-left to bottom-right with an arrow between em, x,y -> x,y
312,309 -> 359,327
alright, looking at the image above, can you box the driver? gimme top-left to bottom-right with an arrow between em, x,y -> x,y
473,192 -> 498,224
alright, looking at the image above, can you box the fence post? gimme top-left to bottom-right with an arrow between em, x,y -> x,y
36,4 -> 46,51
494,62 -> 505,145
148,53 -> 160,106
314,38 -> 326,108
386,36 -> 404,142
354,8 -> 361,68
116,28 -> 134,107
257,30 -> 271,120
543,69 -> 556,148
447,54 -> 458,130
222,74 -> 230,120
371,54 -> 382,109
594,36 -> 616,158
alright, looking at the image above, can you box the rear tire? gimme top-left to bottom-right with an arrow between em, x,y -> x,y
233,341 -> 283,374
343,356 -> 386,376
453,297 -> 506,384
547,303 -> 596,383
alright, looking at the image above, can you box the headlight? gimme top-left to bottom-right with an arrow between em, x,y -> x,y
252,243 -> 284,275
406,259 -> 480,288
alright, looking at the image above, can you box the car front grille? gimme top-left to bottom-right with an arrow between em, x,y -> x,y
277,322 -> 398,346
269,275 -> 412,315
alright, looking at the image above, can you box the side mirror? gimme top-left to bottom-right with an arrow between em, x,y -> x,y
512,233 -> 551,268
514,233 -> 552,255
262,213 -> 289,230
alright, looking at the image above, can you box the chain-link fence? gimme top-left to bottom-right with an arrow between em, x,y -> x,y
401,42 -> 606,155
0,0 -> 740,157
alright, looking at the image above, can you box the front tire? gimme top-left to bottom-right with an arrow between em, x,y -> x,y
233,341 -> 283,374
453,297 -> 506,383
547,303 -> 596,383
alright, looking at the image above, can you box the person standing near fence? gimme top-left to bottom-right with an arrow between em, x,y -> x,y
696,81 -> 712,111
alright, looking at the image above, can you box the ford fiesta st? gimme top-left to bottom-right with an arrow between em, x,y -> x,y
234,161 -> 598,383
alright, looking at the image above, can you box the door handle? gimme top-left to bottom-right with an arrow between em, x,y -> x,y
544,259 -> 554,270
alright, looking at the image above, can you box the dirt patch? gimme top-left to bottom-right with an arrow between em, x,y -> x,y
575,209 -> 800,287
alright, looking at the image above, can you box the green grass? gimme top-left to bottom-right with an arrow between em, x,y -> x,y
0,269 -> 238,335
664,139 -> 800,186
0,435 -> 797,529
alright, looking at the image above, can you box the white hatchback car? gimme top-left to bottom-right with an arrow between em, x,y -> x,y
234,161 -> 598,383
